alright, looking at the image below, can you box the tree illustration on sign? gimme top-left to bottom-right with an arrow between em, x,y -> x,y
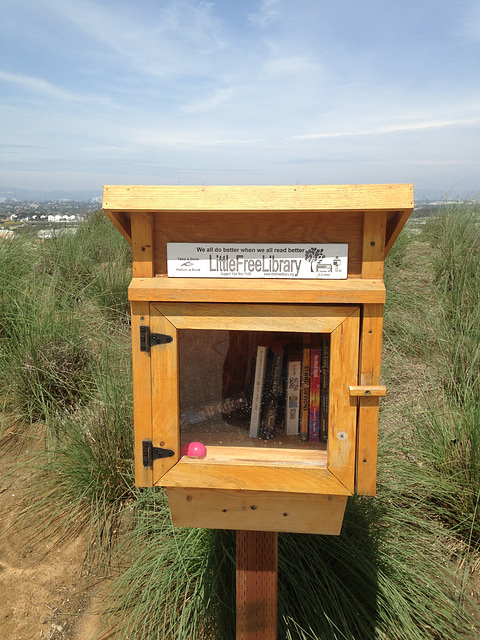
304,247 -> 325,272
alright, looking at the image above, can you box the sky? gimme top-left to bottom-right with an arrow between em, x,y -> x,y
1,0 -> 480,198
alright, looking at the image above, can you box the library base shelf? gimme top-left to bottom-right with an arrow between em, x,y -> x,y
165,487 -> 348,534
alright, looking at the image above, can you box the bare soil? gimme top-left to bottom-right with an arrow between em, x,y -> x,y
1,410 -> 479,639
0,437 -> 108,640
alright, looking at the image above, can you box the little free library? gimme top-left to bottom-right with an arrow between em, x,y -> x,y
103,183 -> 413,639
103,183 -> 413,535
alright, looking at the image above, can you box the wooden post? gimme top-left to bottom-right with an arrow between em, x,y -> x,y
236,531 -> 278,639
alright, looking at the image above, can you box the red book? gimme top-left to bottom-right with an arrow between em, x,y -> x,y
300,334 -> 310,441
309,348 -> 321,442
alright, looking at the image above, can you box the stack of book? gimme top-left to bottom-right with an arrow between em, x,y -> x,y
249,334 -> 330,442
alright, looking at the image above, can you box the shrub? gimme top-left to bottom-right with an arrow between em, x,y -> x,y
0,279 -> 97,422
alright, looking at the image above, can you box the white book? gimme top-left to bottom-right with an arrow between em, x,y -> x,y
249,346 -> 268,438
285,359 -> 302,435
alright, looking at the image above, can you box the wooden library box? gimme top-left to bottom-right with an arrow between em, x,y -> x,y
103,184 -> 413,535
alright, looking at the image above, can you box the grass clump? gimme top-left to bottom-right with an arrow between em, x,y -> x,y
34,210 -> 132,325
103,492 -> 236,640
103,485 -> 476,640
0,281 -> 97,422
0,214 -> 134,559
413,202 -> 480,543
0,211 -> 131,424
411,387 -> 480,544
1,203 -> 479,638
12,340 -> 134,557
424,202 -> 480,403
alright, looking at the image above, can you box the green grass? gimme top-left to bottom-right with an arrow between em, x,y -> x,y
13,342 -> 134,558
0,212 -> 131,423
102,492 -> 236,639
102,485 -> 476,640
0,213 -> 134,552
411,204 -> 480,544
1,204 -> 479,639
425,203 -> 480,404
0,275 -> 97,421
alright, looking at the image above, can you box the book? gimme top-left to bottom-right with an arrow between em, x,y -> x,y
300,334 -> 311,441
259,340 -> 286,440
249,345 -> 268,438
285,354 -> 302,436
320,334 -> 330,443
309,347 -> 321,442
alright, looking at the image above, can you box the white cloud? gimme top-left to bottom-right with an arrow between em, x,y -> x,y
1,1 -> 479,194
0,70 -> 80,102
0,69 -> 119,109
248,0 -> 281,28
180,87 -> 235,114
291,115 -> 480,141
262,55 -> 322,76
46,0 -> 226,78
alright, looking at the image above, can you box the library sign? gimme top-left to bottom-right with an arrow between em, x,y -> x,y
167,243 -> 348,279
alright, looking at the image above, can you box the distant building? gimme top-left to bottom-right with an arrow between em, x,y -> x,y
47,214 -> 77,222
37,227 -> 77,239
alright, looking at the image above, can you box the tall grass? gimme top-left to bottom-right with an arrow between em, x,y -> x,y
31,210 -> 132,327
1,213 -> 134,555
103,492 -> 236,639
0,213 -> 131,424
411,385 -> 480,542
425,203 -> 480,403
1,204 -> 479,638
0,279 -> 97,421
15,342 -> 134,554
383,223 -> 440,361
409,202 -> 480,544
103,485 -> 476,640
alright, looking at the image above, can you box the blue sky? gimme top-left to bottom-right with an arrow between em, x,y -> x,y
1,0 -> 480,197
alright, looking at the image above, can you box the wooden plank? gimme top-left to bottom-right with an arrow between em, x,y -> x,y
102,184 -> 414,212
327,309 -> 360,492
385,209 -> 412,256
130,302 -> 153,487
129,277 -> 386,305
173,445 -> 327,466
104,184 -> 413,271
236,531 -> 278,640
362,211 -> 387,279
167,488 -> 348,534
359,304 -> 384,386
150,306 -> 180,484
349,385 -> 386,397
356,397 -> 380,496
131,211 -> 154,277
103,209 -> 132,244
161,461 -> 350,495
153,302 -> 359,334
152,210 -> 364,277
356,304 -> 384,495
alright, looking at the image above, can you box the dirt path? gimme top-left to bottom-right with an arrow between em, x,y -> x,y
0,438 -> 107,640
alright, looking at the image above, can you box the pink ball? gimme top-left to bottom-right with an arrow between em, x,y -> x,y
180,441 -> 207,457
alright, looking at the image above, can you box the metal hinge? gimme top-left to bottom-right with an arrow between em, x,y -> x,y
142,440 -> 175,468
140,325 -> 173,352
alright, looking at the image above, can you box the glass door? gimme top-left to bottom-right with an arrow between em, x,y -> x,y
149,303 -> 359,494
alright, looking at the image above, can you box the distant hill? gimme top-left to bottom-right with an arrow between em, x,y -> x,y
0,186 -> 102,203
